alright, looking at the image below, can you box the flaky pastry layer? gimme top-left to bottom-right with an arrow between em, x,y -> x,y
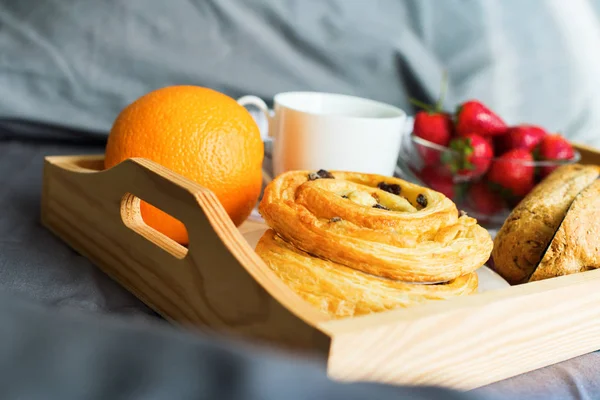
258,170 -> 492,282
256,229 -> 478,319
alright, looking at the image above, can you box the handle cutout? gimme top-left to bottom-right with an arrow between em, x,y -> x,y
120,193 -> 188,259
73,158 -> 104,171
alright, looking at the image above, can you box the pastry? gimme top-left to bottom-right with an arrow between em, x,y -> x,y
493,164 -> 600,284
258,169 -> 493,283
256,229 -> 478,319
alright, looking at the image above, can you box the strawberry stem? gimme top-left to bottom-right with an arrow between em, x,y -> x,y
449,137 -> 475,171
410,71 -> 449,113
435,71 -> 448,113
409,98 -> 434,112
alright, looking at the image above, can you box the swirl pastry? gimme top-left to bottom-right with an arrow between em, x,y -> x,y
256,229 -> 478,318
258,170 -> 493,283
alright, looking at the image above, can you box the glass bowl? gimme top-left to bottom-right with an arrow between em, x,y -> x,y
397,132 -> 581,228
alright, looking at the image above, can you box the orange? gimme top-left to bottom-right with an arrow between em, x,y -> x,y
104,85 -> 264,244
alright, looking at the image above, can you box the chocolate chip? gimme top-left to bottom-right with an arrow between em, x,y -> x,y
317,169 -> 335,179
341,195 -> 349,199
416,194 -> 428,208
308,169 -> 335,181
377,182 -> 401,195
330,217 -> 342,222
373,203 -> 390,210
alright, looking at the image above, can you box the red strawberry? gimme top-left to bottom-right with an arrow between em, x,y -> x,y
491,135 -> 506,156
467,182 -> 505,215
444,133 -> 493,179
496,124 -> 547,154
487,149 -> 535,197
413,110 -> 453,164
538,134 -> 575,177
456,100 -> 508,137
418,165 -> 455,198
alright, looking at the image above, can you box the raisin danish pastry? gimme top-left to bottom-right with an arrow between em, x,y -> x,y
254,169 -> 492,318
256,229 -> 478,319
258,170 -> 493,283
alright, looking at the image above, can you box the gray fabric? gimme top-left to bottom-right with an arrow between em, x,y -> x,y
475,353 -> 600,400
2,0 -> 600,146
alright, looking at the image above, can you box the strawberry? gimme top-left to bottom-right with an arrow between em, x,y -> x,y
537,134 -> 575,177
444,133 -> 493,179
487,149 -> 535,197
410,74 -> 455,164
413,110 -> 453,164
467,181 -> 505,215
418,165 -> 455,199
496,124 -> 547,154
456,100 -> 508,137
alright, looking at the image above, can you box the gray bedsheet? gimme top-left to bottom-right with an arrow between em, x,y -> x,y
3,0 -> 600,147
0,132 -> 599,399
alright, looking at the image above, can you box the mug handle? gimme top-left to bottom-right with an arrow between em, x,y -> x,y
237,95 -> 275,184
237,95 -> 274,143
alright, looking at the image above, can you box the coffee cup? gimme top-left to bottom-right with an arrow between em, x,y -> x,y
237,91 -> 407,181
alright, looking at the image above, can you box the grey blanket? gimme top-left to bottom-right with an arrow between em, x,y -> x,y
2,0 -> 600,146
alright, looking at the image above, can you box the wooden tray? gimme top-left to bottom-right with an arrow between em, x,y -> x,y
41,147 -> 600,391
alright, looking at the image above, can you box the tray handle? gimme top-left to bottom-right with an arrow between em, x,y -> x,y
115,158 -> 213,258
43,155 -> 329,350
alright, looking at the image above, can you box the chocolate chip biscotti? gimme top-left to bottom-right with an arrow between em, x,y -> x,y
492,164 -> 600,284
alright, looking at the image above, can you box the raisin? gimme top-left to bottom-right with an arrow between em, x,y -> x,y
308,169 -> 335,180
317,169 -> 335,179
377,182 -> 401,195
416,194 -> 428,208
330,217 -> 342,222
373,203 -> 389,210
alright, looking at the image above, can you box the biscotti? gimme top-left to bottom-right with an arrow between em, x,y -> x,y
529,179 -> 600,281
492,164 -> 600,284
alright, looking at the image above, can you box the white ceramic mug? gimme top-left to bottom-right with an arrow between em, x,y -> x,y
237,91 -> 407,180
